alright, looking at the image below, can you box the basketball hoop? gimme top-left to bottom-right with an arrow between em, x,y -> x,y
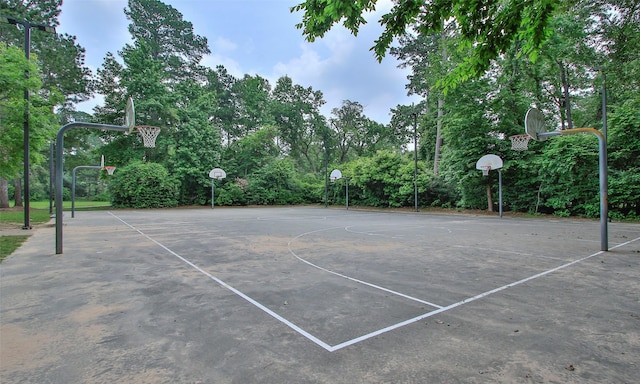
476,154 -> 502,176
135,125 -> 160,148
209,168 -> 226,180
509,134 -> 531,151
330,169 -> 342,183
104,166 -> 116,175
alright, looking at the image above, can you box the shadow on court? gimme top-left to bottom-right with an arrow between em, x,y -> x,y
1,207 -> 638,383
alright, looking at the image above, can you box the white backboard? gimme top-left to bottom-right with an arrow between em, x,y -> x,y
125,97 -> 136,133
209,168 -> 226,179
476,154 -> 503,171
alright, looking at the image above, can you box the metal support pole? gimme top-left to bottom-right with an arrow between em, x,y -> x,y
324,140 -> 328,208
49,143 -> 54,214
413,111 -> 418,212
601,69 -> 607,140
498,170 -> 503,218
71,165 -> 103,218
211,179 -> 215,209
345,178 -> 349,210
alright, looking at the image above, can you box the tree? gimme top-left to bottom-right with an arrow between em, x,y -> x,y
94,0 -> 213,167
330,100 -> 368,162
0,0 -> 94,111
0,43 -> 61,207
272,76 -> 326,173
1,0 -> 93,206
391,25 -> 459,174
207,65 -> 239,145
166,87 -> 222,206
292,0 -> 566,90
125,0 -> 210,82
224,125 -> 280,177
232,74 -> 273,138
330,100 -> 397,162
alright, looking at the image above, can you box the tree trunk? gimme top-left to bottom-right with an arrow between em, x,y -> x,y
486,184 -> 494,212
433,33 -> 447,176
558,60 -> 573,129
0,178 -> 9,208
13,178 -> 23,207
434,95 -> 444,175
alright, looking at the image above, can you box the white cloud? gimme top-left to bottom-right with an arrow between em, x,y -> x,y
59,0 -> 417,124
212,37 -> 238,53
202,53 -> 244,79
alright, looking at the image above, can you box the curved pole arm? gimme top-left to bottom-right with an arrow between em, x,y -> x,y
55,122 -> 130,254
71,165 -> 104,218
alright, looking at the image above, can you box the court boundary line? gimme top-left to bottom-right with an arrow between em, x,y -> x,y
288,227 -> 444,309
108,212 -> 334,351
107,211 -> 640,352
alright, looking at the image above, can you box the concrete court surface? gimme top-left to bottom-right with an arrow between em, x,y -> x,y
1,206 -> 639,383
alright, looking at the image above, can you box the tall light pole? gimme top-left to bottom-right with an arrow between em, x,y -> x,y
1,15 -> 56,229
412,106 -> 418,212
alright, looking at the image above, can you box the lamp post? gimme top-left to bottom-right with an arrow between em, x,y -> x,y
412,107 -> 418,212
1,15 -> 56,229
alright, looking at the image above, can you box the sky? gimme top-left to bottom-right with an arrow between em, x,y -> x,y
57,0 -> 420,124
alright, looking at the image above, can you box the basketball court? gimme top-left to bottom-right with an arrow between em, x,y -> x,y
1,207 -> 638,383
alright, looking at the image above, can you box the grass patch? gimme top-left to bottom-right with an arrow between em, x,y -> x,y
0,235 -> 29,263
28,200 -> 111,210
0,209 -> 52,225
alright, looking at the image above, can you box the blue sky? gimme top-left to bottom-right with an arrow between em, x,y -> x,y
58,0 -> 420,124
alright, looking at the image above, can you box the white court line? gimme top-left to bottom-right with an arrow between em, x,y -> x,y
329,234 -> 640,351
288,227 -> 444,309
107,212 -> 640,352
108,212 -> 334,351
451,245 -> 566,261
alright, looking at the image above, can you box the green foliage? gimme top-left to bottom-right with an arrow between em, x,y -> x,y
216,181 -> 247,206
608,97 -> 640,216
341,151 -> 414,207
292,0 -> 564,91
224,126 -> 280,177
245,159 -> 313,205
0,43 -> 62,180
534,135 -> 600,217
167,91 -> 222,206
0,0 -> 94,109
109,162 -> 179,208
272,76 -> 326,173
15,0 -> 634,221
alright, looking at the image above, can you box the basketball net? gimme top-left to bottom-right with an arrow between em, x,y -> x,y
136,126 -> 160,148
509,134 -> 531,151
481,166 -> 491,176
104,166 -> 116,175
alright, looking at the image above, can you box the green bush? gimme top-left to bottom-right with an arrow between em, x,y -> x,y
109,162 -> 179,208
216,182 -> 246,206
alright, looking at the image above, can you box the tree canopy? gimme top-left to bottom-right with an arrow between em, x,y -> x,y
2,0 -> 638,219
291,0 -> 568,91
